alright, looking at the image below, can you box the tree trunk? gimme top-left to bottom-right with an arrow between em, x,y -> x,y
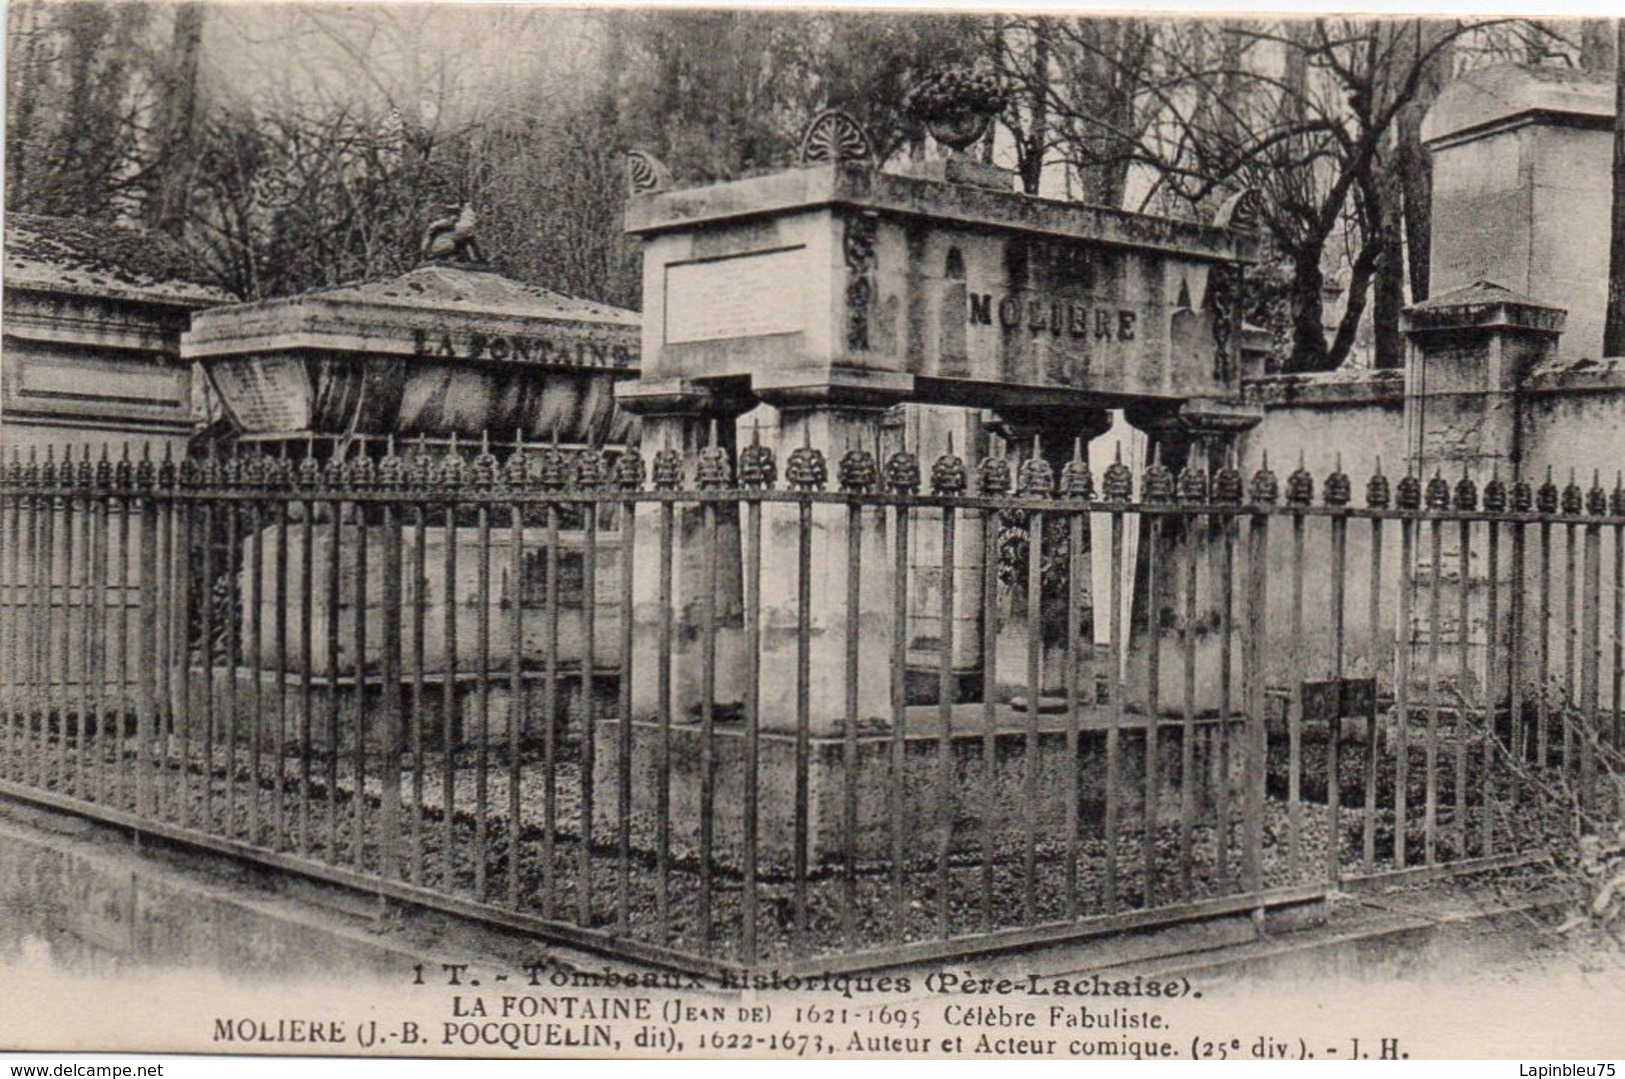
1580,19 -> 1617,74
1605,20 -> 1625,357
1372,172 -> 1406,368
1289,248 -> 1330,372
151,2 -> 205,235
1018,20 -> 1050,196
1395,26 -> 1452,303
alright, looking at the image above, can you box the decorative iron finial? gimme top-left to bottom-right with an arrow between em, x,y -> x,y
1103,442 -> 1134,502
1560,467 -> 1583,515
625,149 -> 672,195
838,442 -> 877,493
377,435 -> 404,490
695,421 -> 732,489
1366,457 -> 1391,509
1453,463 -> 1478,511
76,444 -> 95,488
297,436 -> 321,488
1061,437 -> 1095,500
1511,468 -> 1534,513
738,422 -> 777,490
1213,449 -> 1243,505
1142,445 -> 1174,503
1017,436 -> 1053,497
1586,469 -> 1607,516
504,433 -> 531,490
1536,465 -> 1559,514
157,442 -> 177,489
799,109 -> 873,165
652,438 -> 684,491
1324,453 -> 1351,507
885,444 -> 920,494
346,439 -> 375,490
976,441 -> 1011,496
575,440 -> 606,490
1613,472 -> 1625,518
614,445 -> 646,491
787,427 -> 827,491
1483,465 -> 1507,512
1424,468 -> 1450,510
930,432 -> 967,496
1285,450 -> 1314,506
1177,457 -> 1210,504
135,443 -> 156,490
1397,465 -> 1421,511
95,443 -> 112,488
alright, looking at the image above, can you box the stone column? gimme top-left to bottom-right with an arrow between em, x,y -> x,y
1124,399 -> 1261,715
614,377 -> 750,725
1402,282 -> 1566,697
751,369 -> 914,733
983,405 -> 1112,698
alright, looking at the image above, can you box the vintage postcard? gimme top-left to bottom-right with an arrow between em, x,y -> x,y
2,1 -> 1623,1064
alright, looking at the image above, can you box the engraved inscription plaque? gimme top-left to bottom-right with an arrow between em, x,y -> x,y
208,355 -> 311,432
664,246 -> 807,344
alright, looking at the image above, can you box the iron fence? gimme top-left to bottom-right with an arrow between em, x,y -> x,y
0,434 -> 1621,976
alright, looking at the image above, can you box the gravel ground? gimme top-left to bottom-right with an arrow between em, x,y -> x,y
0,717 -> 1561,964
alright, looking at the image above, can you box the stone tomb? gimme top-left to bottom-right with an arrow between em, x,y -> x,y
181,263 -> 641,746
602,157 -> 1261,859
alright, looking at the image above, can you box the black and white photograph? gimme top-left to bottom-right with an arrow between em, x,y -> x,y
0,1 -> 1622,1064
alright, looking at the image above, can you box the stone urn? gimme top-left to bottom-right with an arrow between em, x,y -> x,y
908,66 -> 1008,152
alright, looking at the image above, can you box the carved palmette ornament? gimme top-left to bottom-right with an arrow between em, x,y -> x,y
799,109 -> 873,165
625,149 -> 672,195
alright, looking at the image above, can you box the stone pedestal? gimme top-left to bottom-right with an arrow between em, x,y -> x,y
615,378 -> 749,727
985,406 -> 1112,698
1402,282 -> 1566,696
1124,399 -> 1260,716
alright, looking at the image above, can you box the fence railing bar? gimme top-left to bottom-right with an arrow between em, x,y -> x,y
475,498 -> 492,899
792,496 -> 811,953
1425,516 -> 1443,866
1288,508 -> 1305,882
298,496 -> 315,854
222,500 -> 238,832
350,498 -> 368,867
842,497 -> 861,948
272,497 -> 291,849
1107,510 -> 1127,906
1580,520 -> 1601,815
1179,510 -> 1198,900
1509,519 -> 1526,809
92,490 -> 111,806
510,501 -> 527,910
1143,512 -> 1163,907
1454,517 -> 1471,862
1064,508 -> 1084,919
935,502 -> 957,938
1024,505 -> 1043,923
981,504 -> 998,930
1564,521 -> 1578,774
77,478 -> 95,802
137,490 -> 158,819
325,496 -> 343,862
581,492 -> 602,928
699,496 -> 719,949
411,503 -> 428,886
1538,521 -> 1553,768
1482,517 -> 1501,857
1328,508 -> 1346,884
1613,520 -> 1623,753
381,497 -> 404,882
656,498 -> 675,941
442,498 -> 460,893
891,499 -> 910,937
742,494 -> 762,964
1394,517 -> 1414,869
1364,516 -> 1383,872
1216,506 -> 1236,891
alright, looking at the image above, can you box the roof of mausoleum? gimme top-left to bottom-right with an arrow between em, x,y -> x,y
1422,64 -> 1613,147
3,213 -> 230,307
196,263 -> 638,328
